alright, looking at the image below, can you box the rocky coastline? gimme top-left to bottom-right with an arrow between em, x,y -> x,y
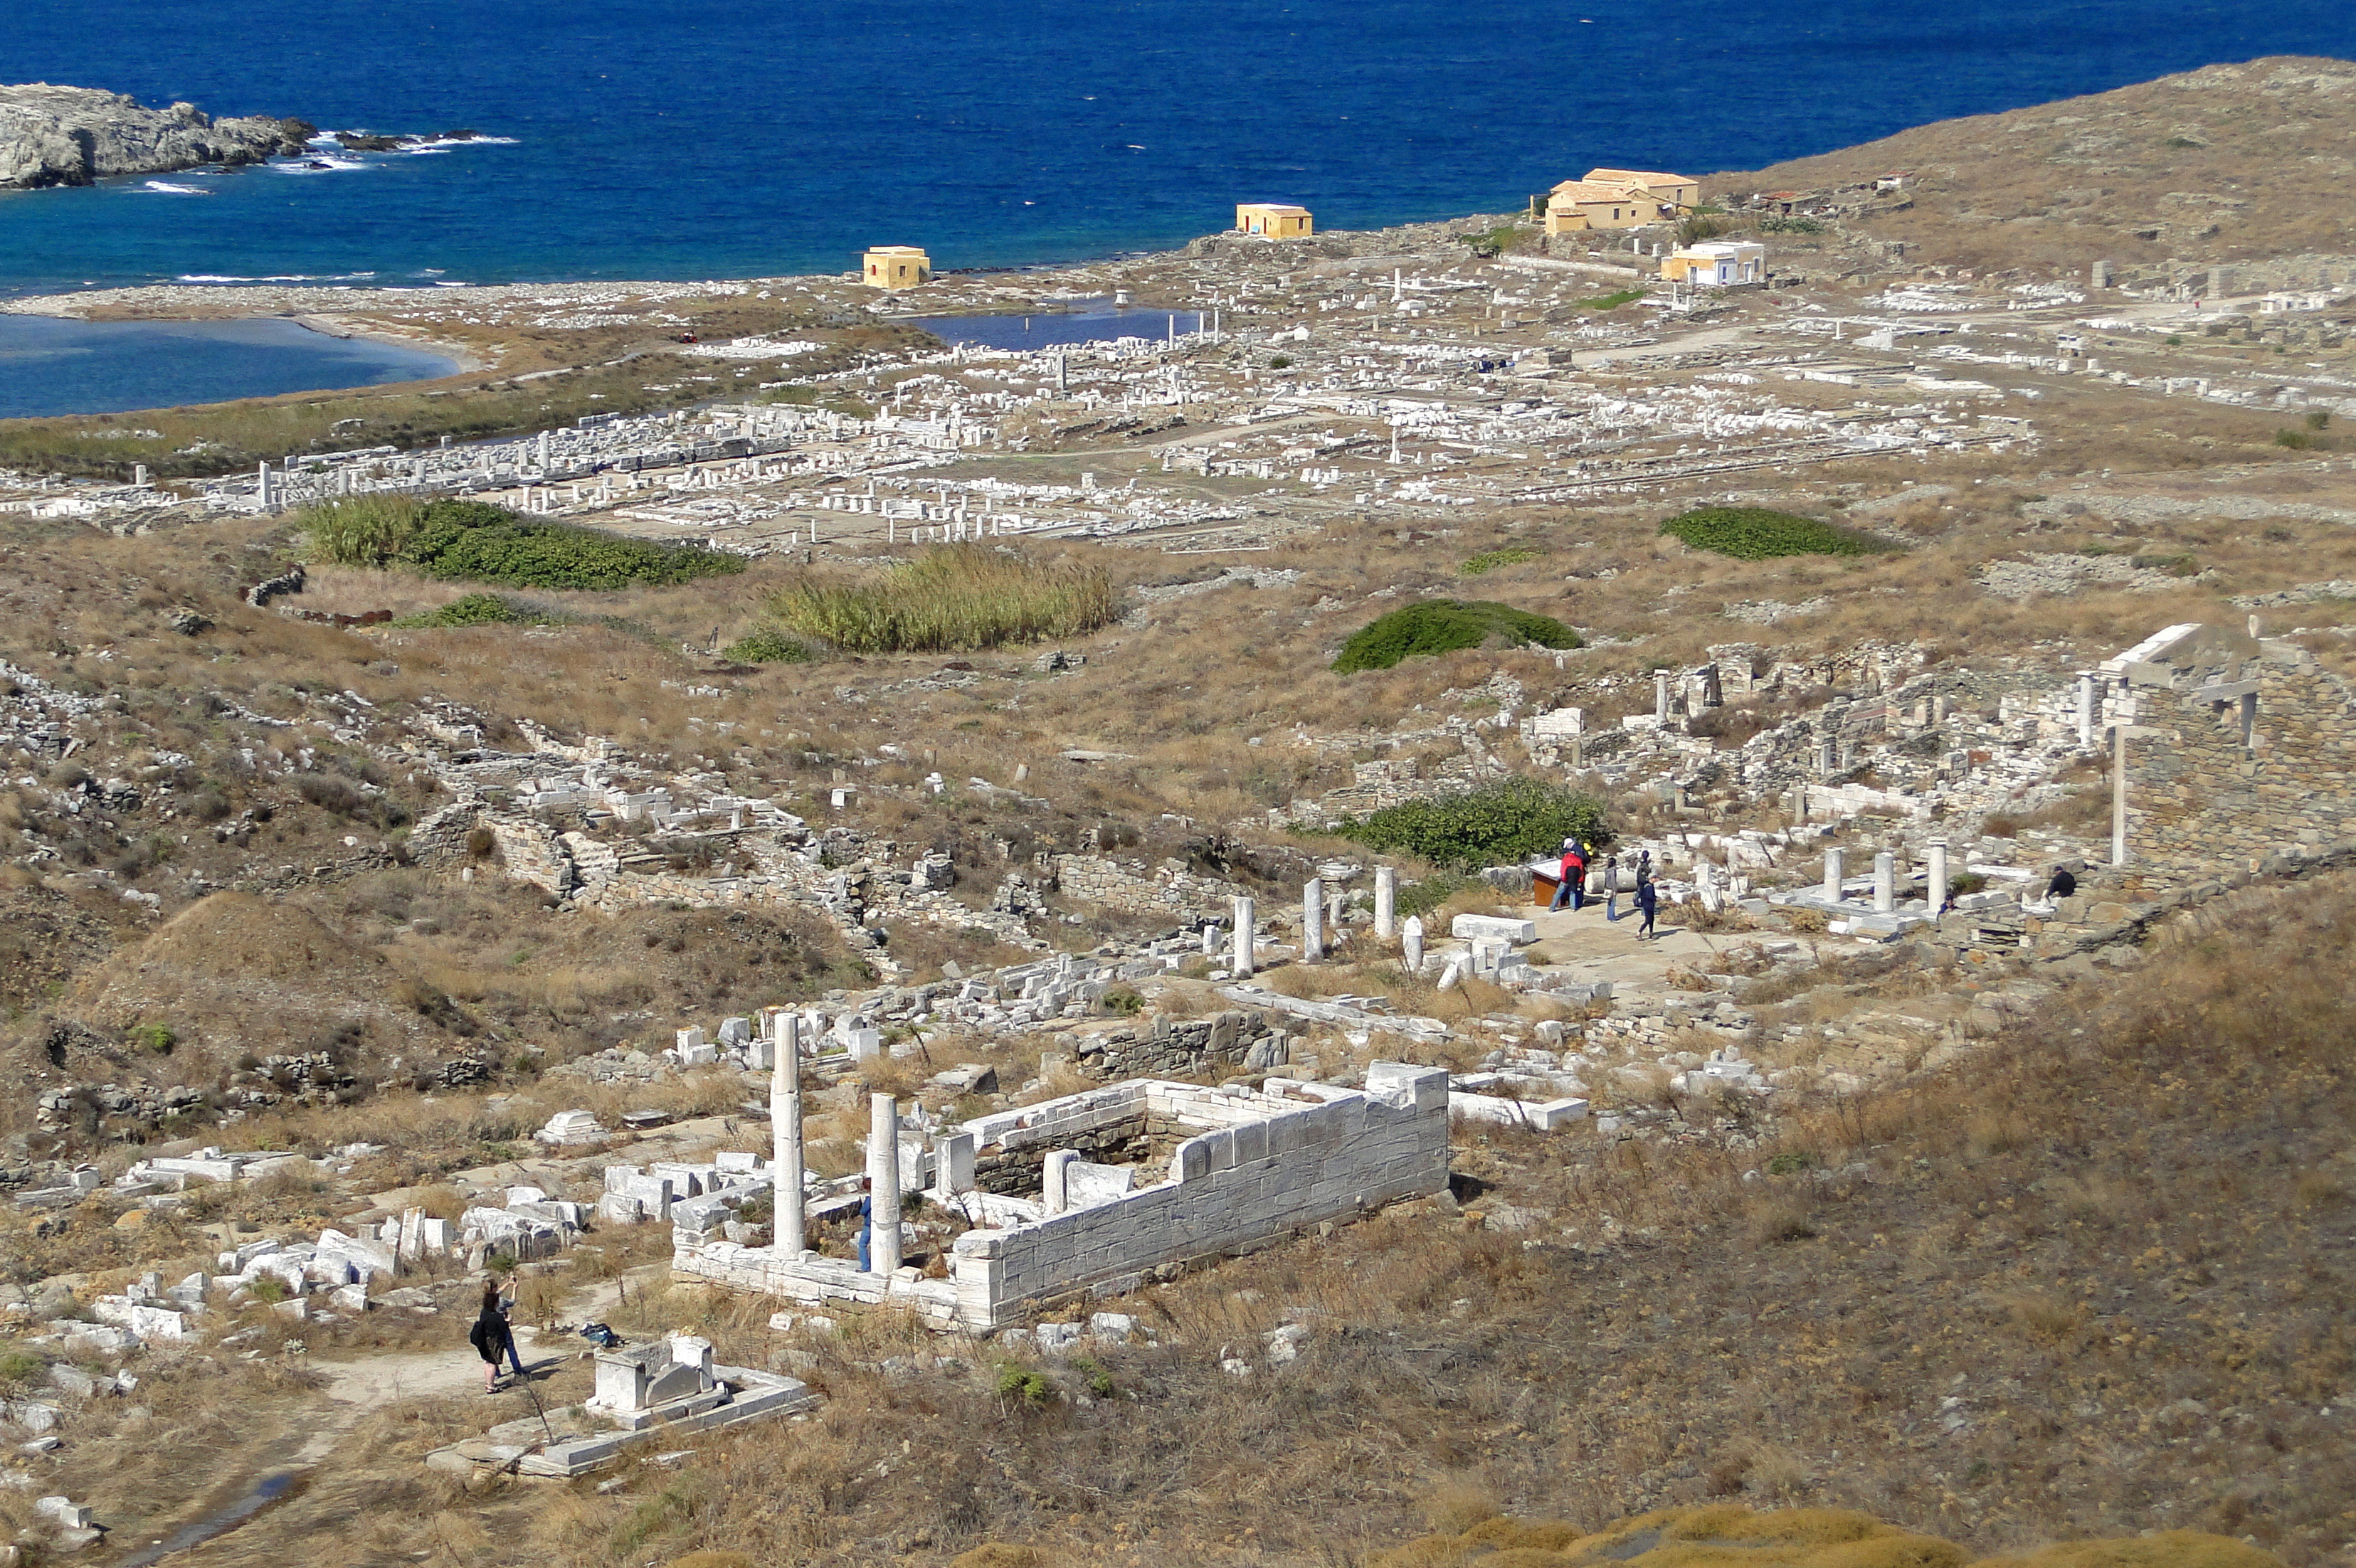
0,82 -> 311,190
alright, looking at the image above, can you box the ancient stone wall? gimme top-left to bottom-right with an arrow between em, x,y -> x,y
2125,645 -> 2356,881
1050,854 -> 1242,925
1074,1009 -> 1290,1081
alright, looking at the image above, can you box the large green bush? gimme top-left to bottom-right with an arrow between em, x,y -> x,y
1331,600 -> 1579,673
722,625 -> 815,664
772,546 -> 1116,654
302,497 -> 744,590
1659,506 -> 1901,561
1338,777 -> 1610,871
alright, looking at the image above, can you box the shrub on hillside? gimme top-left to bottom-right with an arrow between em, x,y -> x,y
722,625 -> 815,664
1459,546 -> 1541,576
1659,506 -> 1901,561
1338,777 -> 1610,871
1331,600 -> 1579,672
302,498 -> 744,590
391,593 -> 545,628
771,546 -> 1116,654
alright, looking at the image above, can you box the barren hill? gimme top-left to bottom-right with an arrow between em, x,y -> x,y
1713,55 -> 2356,276
0,82 -> 309,190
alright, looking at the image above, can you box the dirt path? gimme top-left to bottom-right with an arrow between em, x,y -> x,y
292,1347 -> 492,1462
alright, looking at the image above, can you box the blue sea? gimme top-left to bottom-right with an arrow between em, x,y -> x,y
4,1 -> 2352,300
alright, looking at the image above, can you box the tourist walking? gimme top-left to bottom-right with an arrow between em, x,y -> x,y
1634,871 -> 1659,941
468,1283 -> 524,1392
1546,838 -> 1587,911
1603,855 -> 1622,921
855,1175 -> 875,1272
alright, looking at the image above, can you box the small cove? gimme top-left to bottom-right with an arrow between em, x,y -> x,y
0,315 -> 458,419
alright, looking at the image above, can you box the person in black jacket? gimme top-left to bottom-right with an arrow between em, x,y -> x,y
2045,865 -> 2078,901
468,1283 -> 524,1392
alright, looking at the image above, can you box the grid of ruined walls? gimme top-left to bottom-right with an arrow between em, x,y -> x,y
2128,660 -> 2356,882
1050,854 -> 1243,924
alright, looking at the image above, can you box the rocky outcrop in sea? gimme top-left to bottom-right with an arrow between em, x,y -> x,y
0,83 -> 311,189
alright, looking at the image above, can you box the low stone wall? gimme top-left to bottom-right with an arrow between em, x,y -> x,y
1051,854 -> 1242,926
1073,1009 -> 1290,1081
947,1067 -> 1450,1327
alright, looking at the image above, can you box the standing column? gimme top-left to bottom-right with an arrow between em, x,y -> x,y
1927,838 -> 1949,916
1654,671 -> 1671,724
2076,671 -> 2096,748
771,1012 -> 805,1255
1402,915 -> 1425,973
867,1093 -> 902,1276
1231,896 -> 1256,977
2112,709 -> 2129,868
1823,847 -> 1845,904
1872,852 -> 1895,913
1373,866 -> 1398,940
1301,878 -> 1325,962
257,461 -> 276,510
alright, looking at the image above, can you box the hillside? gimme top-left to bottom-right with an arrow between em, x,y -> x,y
1711,55 -> 2356,275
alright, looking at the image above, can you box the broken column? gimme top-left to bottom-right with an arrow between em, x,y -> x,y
1302,878 -> 1324,962
1654,671 -> 1671,724
1402,915 -> 1425,973
1823,847 -> 1844,904
1374,866 -> 1397,939
771,1012 -> 805,1255
867,1093 -> 902,1275
1873,851 -> 1895,913
1927,838 -> 1949,916
2076,671 -> 2097,747
1232,896 -> 1256,978
1042,1149 -> 1076,1216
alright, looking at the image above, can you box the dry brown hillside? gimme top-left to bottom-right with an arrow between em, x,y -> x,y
1712,55 -> 2356,274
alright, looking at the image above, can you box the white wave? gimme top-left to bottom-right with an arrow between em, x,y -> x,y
402,146 -> 451,154
176,271 -> 381,284
142,181 -> 213,196
271,156 -> 369,174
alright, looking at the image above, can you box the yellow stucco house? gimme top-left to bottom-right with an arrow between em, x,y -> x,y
1236,203 -> 1314,238
1541,168 -> 1699,235
862,245 -> 931,289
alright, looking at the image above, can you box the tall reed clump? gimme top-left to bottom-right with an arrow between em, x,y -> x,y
770,546 -> 1118,654
297,494 -> 426,567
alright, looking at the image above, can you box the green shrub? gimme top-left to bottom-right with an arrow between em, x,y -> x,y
0,1348 -> 46,1384
720,625 -> 815,664
390,593 -> 548,628
1457,224 -> 1528,259
994,1362 -> 1057,1403
1758,215 -> 1825,234
1659,506 -> 1901,561
304,497 -> 743,591
2275,429 -> 2313,450
1338,777 -> 1610,872
1331,600 -> 1578,673
127,1022 -> 176,1055
1459,547 -> 1541,576
773,545 -> 1116,654
1395,872 -> 1486,918
1578,288 -> 1648,310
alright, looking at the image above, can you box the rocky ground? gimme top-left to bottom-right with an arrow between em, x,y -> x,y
0,83 -> 310,190
0,55 -> 2348,1568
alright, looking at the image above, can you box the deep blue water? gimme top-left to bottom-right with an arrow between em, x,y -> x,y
0,316 -> 456,418
1,2 -> 2351,297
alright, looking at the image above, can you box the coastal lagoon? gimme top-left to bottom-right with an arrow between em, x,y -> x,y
0,316 -> 457,418
6,0 -> 2356,295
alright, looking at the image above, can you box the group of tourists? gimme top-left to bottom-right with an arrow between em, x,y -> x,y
1546,838 -> 1659,940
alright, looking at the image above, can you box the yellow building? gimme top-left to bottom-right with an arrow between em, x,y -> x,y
1541,168 -> 1699,235
862,245 -> 931,290
1236,203 -> 1314,238
1583,167 -> 1701,209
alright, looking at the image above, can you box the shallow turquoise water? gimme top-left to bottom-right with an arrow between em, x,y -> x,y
0,315 -> 458,418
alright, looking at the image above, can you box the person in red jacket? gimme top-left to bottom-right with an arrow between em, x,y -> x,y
1546,837 -> 1587,911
